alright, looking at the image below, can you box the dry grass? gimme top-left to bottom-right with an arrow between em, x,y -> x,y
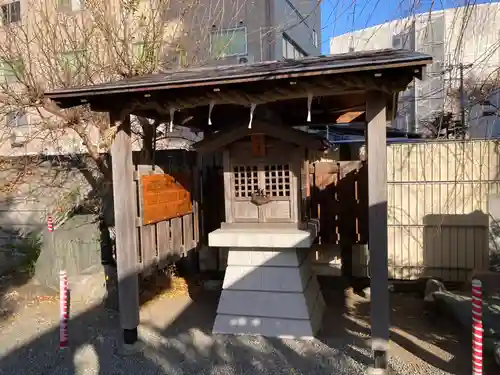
140,264 -> 200,306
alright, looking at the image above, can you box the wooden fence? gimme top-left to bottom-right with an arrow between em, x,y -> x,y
190,140 -> 500,283
385,140 -> 498,281
312,140 -> 500,282
132,150 -> 200,273
307,159 -> 368,278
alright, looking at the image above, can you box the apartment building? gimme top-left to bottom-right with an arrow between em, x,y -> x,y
330,3 -> 500,135
0,0 -> 321,156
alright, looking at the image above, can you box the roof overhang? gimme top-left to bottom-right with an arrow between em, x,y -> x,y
44,49 -> 432,130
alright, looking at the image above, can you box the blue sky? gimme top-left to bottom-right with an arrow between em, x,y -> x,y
320,0 -> 497,54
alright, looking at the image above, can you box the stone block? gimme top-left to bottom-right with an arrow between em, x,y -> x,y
208,228 -> 315,248
424,279 -> 446,302
217,277 -> 320,319
213,247 -> 325,338
223,262 -> 311,292
227,248 -> 308,267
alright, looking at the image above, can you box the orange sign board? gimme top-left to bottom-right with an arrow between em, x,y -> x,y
141,174 -> 192,225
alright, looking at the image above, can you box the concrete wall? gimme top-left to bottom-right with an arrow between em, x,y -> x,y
273,0 -> 321,59
0,155 -> 96,281
469,89 -> 500,139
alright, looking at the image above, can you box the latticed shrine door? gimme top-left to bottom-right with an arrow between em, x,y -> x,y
261,163 -> 293,222
231,162 -> 294,223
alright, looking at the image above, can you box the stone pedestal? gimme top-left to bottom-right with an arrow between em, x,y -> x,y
213,248 -> 325,339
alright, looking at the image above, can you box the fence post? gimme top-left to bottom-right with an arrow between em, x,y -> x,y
472,279 -> 483,375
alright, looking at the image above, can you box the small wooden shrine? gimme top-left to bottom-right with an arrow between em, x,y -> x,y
195,121 -> 325,337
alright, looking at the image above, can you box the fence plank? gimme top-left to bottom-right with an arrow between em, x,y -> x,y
192,160 -> 200,247
136,165 -> 157,272
141,224 -> 157,270
157,220 -> 171,268
183,213 -> 194,255
171,217 -> 182,256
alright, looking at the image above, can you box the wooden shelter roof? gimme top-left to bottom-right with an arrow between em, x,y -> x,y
45,49 -> 432,131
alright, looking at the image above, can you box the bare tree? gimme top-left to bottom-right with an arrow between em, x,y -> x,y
0,0 -> 250,216
448,71 -> 500,110
418,110 -> 464,139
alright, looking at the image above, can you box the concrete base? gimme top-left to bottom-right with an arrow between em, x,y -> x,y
213,248 -> 325,339
208,227 -> 316,248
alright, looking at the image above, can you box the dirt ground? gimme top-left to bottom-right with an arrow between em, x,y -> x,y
325,286 -> 474,374
0,275 -> 496,375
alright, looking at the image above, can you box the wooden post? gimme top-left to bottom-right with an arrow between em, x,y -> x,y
366,93 -> 390,373
110,113 -> 140,345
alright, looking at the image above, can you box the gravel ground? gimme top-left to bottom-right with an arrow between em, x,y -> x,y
0,283 -> 481,375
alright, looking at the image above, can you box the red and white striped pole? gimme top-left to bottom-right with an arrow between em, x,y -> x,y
59,270 -> 69,349
47,215 -> 53,232
472,279 -> 483,375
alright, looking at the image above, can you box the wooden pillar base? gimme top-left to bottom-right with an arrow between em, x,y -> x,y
117,330 -> 145,357
374,350 -> 388,369
367,350 -> 389,375
123,328 -> 138,345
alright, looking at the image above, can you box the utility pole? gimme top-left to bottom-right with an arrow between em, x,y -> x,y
443,62 -> 472,137
458,63 -> 473,136
460,63 -> 465,129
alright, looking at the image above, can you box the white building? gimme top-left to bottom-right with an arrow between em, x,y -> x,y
330,3 -> 500,137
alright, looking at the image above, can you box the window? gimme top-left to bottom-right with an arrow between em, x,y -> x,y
6,109 -> 28,127
392,31 -> 412,50
312,29 -> 318,48
282,34 -> 307,59
392,35 -> 402,49
0,59 -> 24,83
210,27 -> 247,58
57,0 -> 85,12
1,1 -> 21,25
59,50 -> 86,75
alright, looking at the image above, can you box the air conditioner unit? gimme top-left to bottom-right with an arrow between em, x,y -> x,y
10,130 -> 28,148
237,55 -> 254,64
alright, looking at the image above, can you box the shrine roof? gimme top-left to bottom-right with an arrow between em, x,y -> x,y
45,49 -> 431,109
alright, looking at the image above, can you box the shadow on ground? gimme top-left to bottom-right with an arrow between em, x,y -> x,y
324,282 -> 497,375
0,271 -> 489,375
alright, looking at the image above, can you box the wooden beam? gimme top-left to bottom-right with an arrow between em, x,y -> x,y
110,113 -> 140,346
193,120 -> 326,154
366,92 -> 390,373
